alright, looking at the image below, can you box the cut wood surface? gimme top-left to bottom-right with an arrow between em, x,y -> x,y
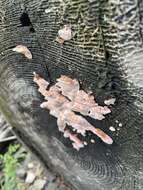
0,0 -> 143,190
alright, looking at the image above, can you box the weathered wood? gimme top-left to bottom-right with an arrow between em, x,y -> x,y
0,0 -> 143,189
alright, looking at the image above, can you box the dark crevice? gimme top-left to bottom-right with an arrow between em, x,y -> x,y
20,12 -> 31,27
34,40 -> 52,83
19,12 -> 35,33
19,11 -> 51,81
7,45 -> 16,49
29,27 -> 35,33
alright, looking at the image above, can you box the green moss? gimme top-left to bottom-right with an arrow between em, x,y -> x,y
0,144 -> 21,190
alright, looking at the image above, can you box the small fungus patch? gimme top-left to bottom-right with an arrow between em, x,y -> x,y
115,120 -> 119,123
91,139 -> 95,143
109,126 -> 116,132
33,73 -> 113,150
118,123 -> 122,127
56,25 -> 72,44
104,98 -> 116,105
12,45 -> 32,59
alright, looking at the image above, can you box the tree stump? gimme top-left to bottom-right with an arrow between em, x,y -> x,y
0,0 -> 143,189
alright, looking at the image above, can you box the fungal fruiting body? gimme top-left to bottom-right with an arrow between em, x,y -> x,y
118,123 -> 122,127
56,25 -> 72,44
33,73 -> 113,150
104,98 -> 116,105
12,45 -> 32,59
109,126 -> 116,132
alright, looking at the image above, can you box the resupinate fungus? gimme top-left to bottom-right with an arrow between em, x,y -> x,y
12,45 -> 32,59
104,98 -> 116,105
33,73 -> 113,150
56,25 -> 72,44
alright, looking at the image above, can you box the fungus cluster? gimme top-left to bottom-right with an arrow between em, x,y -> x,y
33,73 -> 113,150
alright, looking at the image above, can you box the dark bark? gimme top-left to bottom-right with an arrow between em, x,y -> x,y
0,0 -> 143,189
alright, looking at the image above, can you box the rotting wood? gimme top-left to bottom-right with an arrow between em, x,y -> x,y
0,0 -> 143,190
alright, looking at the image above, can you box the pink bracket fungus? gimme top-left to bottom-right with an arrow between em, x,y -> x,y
33,73 -> 113,150
12,45 -> 32,59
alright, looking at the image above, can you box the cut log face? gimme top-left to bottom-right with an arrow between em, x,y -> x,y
0,0 -> 143,190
